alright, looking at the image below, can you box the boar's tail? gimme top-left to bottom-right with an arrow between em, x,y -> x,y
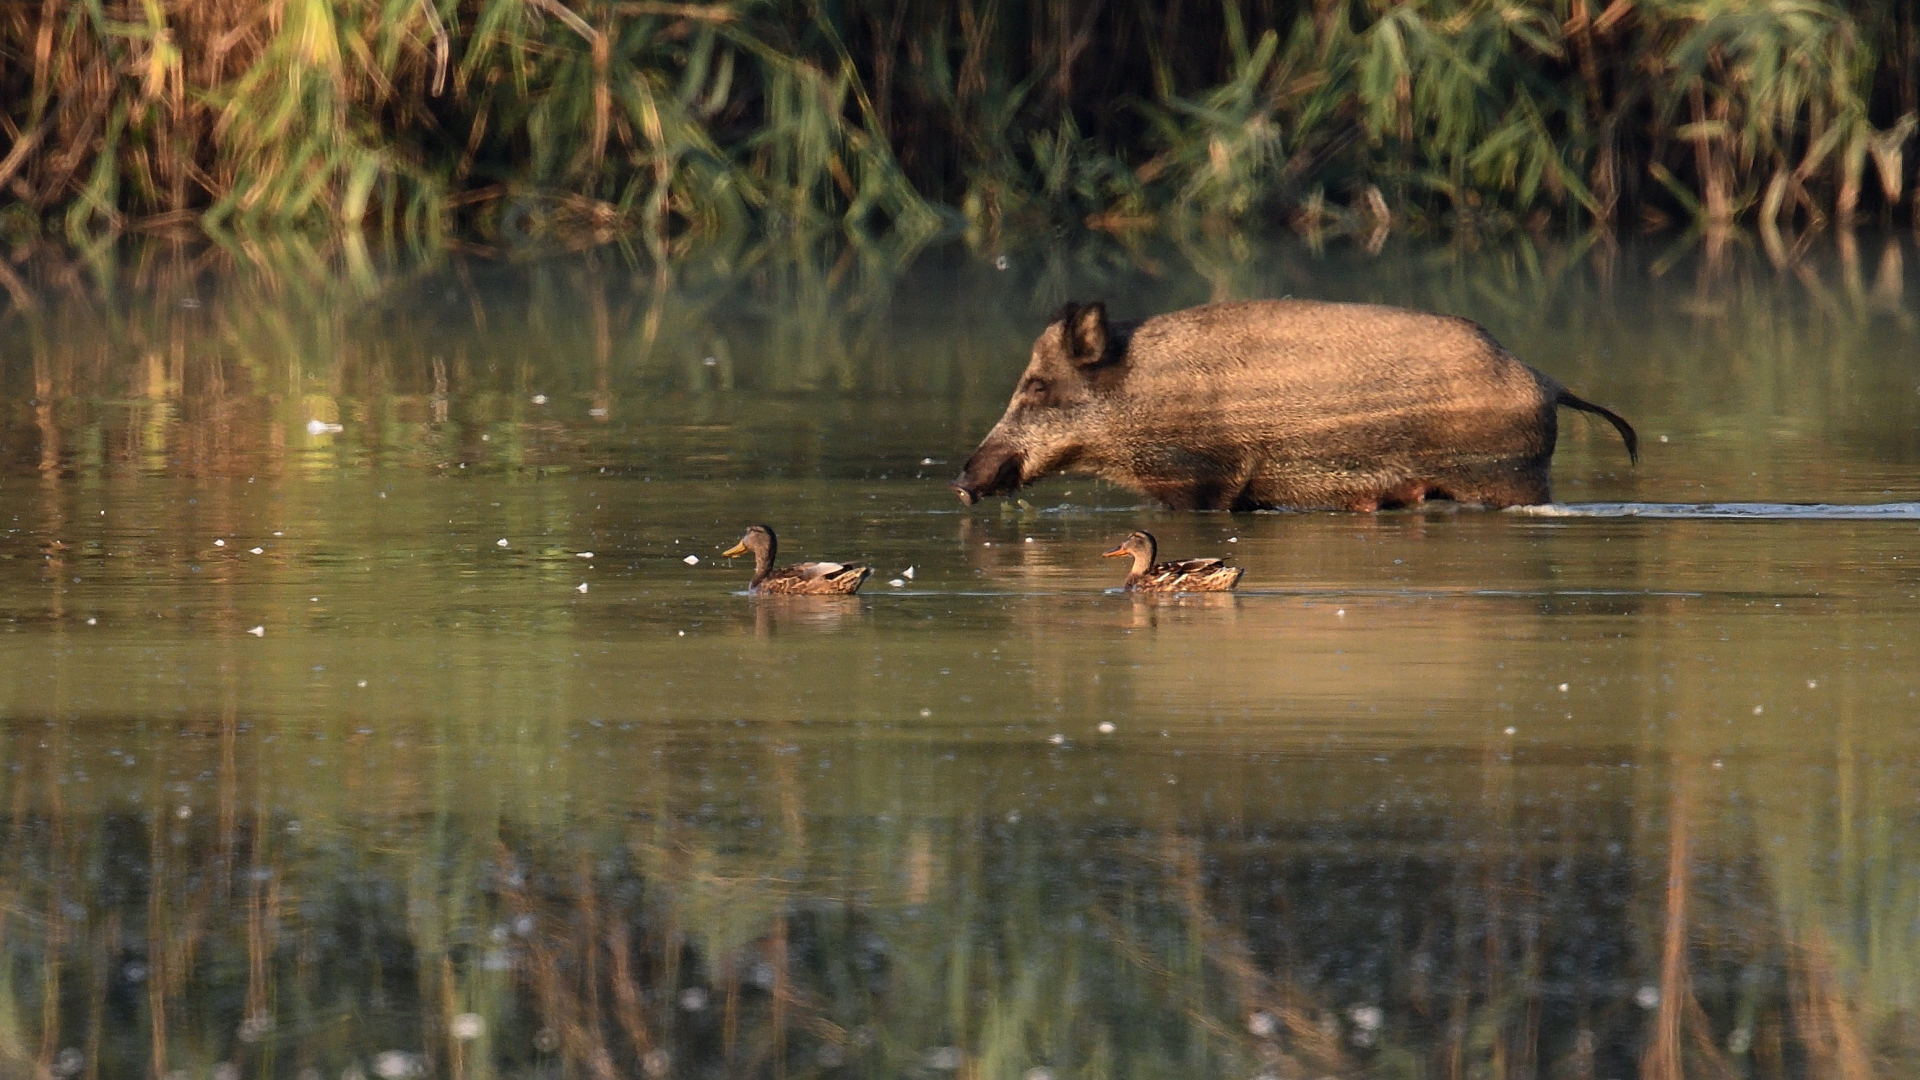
1556,390 -> 1639,465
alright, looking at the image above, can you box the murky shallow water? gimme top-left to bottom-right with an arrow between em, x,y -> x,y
1,235 -> 1917,1078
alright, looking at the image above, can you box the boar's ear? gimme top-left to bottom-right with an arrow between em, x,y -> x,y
1063,300 -> 1109,366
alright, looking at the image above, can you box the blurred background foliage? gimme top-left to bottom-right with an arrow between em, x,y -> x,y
0,0 -> 1916,252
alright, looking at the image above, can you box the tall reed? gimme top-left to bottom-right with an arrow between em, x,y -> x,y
1,1 -> 1915,246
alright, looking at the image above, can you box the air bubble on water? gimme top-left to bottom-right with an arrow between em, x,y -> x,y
1098,722 -> 1115,734
214,539 -> 226,547
212,1064 -> 240,1080
305,419 -> 343,435
1335,609 -> 1346,616
52,1048 -> 84,1077
993,255 -> 1010,270
919,708 -> 931,717
1752,705 -> 1763,715
683,554 -> 699,565
372,1051 -> 424,1079
1634,985 -> 1661,1009
238,1013 -> 274,1042
123,961 -> 148,983
1248,1011 -> 1278,1037
677,630 -> 685,637
576,583 -> 589,593
921,457 -> 936,465
1024,536 -> 1034,543
514,915 -> 535,935
1504,726 -> 1516,735
247,626 -> 265,637
274,531 -> 284,537
177,805 -> 192,819
1005,811 -> 1020,824
1659,434 -> 1669,442
889,578 -> 906,587
703,356 -> 719,367
1558,683 -> 1569,692
450,1013 -> 485,1041
642,1050 -> 670,1078
1048,734 -> 1064,745
496,538 -> 510,548
1227,537 -> 1238,542
679,987 -> 709,1012
750,962 -> 777,989
902,566 -> 915,579
250,547 -> 264,554
576,551 -> 594,558
357,680 -> 368,688
1712,759 -> 1723,769
589,407 -> 608,418
532,394 -> 548,405
86,617 -> 96,625
1807,680 -> 1818,689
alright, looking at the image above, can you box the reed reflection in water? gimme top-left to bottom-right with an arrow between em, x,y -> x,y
0,232 -> 1916,1078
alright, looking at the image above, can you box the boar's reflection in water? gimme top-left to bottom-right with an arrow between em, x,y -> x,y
951,300 -> 1637,511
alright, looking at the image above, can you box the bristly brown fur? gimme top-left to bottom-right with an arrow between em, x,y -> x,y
954,298 -> 1637,512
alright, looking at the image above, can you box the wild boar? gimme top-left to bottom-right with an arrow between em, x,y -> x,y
951,299 -> 1636,511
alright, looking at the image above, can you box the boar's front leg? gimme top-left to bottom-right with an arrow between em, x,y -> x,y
1132,448 -> 1250,511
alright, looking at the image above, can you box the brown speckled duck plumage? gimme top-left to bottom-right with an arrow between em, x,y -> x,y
1103,530 -> 1242,593
723,525 -> 872,596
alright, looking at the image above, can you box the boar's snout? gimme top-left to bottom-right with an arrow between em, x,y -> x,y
951,441 -> 1025,505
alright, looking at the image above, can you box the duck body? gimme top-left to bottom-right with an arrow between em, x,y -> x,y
1104,530 -> 1242,593
724,525 -> 872,596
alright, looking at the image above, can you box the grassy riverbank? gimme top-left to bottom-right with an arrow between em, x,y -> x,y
2,0 -> 1919,246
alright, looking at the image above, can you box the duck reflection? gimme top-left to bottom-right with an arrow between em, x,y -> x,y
1124,590 -> 1242,629
749,594 -> 867,636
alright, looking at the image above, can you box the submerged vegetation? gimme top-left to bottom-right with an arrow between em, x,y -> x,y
0,0 -> 1916,249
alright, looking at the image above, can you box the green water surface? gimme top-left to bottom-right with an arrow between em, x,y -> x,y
1,234 -> 1917,1079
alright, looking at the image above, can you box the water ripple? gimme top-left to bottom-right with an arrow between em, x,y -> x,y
1516,502 -> 1920,520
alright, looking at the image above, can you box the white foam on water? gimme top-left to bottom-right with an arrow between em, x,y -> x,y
1514,502 -> 1920,520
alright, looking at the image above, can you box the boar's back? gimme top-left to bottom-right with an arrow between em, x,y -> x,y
1117,300 -> 1556,461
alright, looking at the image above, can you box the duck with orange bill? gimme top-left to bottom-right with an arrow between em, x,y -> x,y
1102,530 -> 1242,593
723,525 -> 872,596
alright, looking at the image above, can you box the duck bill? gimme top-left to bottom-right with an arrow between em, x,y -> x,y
721,542 -> 748,558
1101,547 -> 1128,558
